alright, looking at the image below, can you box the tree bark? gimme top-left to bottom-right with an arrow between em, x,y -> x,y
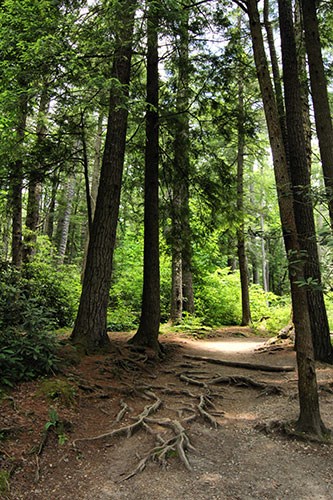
23,86 -> 50,263
281,0 -> 332,365
278,0 -> 327,434
247,0 -> 326,436
236,53 -> 251,326
301,0 -> 333,230
172,5 -> 195,317
44,174 -> 59,241
170,236 -> 183,324
130,0 -> 160,352
57,176 -> 76,265
10,87 -> 28,268
70,0 -> 136,352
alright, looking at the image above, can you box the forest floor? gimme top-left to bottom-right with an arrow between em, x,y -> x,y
1,327 -> 333,499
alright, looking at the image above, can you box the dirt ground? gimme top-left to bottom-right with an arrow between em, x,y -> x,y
1,327 -> 333,500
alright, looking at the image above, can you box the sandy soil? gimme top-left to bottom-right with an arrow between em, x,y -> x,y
1,328 -> 333,499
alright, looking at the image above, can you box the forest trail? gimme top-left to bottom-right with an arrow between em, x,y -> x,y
2,328 -> 333,500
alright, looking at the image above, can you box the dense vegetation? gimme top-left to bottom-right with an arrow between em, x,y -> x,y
1,0 -> 333,437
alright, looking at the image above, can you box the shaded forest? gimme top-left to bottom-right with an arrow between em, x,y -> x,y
1,0 -> 333,479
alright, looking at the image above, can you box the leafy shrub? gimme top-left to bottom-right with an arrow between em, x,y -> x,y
108,231 -> 171,330
0,238 -> 81,330
194,268 -> 291,331
249,284 -> 291,333
107,306 -> 138,331
195,268 -> 242,326
0,329 -> 59,387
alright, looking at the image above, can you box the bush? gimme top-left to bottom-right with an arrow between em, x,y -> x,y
195,268 -> 242,326
0,239 -> 81,330
0,329 -> 59,387
249,285 -> 291,333
107,230 -> 171,330
194,268 -> 291,331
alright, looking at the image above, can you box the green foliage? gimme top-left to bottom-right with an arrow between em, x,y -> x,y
249,285 -> 291,333
108,230 -> 171,330
0,237 -> 81,331
324,293 -> 333,331
38,378 -> 76,407
195,268 -> 242,326
0,470 -> 10,494
44,407 -> 68,445
0,330 -> 59,387
194,268 -> 291,331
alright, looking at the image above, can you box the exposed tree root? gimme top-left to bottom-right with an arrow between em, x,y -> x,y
179,373 -> 208,388
183,354 -> 295,372
197,395 -> 220,428
122,418 -> 196,480
116,401 -> 132,422
255,420 -> 332,443
72,392 -> 161,446
318,382 -> 333,394
210,375 -> 284,395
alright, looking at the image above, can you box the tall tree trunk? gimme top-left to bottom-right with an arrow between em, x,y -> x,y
236,60 -> 251,325
58,176 -> 76,265
70,0 -> 136,352
81,111 -> 104,277
173,5 -> 195,316
23,86 -> 50,263
246,0 -> 327,436
130,0 -> 160,353
91,111 -> 104,217
10,88 -> 28,267
170,248 -> 183,323
295,0 -> 312,170
44,174 -> 59,241
262,0 -> 332,363
278,0 -> 328,434
263,0 -> 288,159
260,213 -> 269,292
301,0 -> 333,230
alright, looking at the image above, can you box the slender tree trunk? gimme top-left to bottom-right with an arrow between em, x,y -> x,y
130,0 -> 160,353
263,0 -> 288,160
70,0 -> 136,352
44,174 -> 58,240
260,213 -> 269,292
81,111 -> 104,277
301,0 -> 333,230
23,87 -> 50,263
236,62 -> 251,325
58,176 -> 76,265
247,0 -> 327,436
173,5 -> 195,316
295,0 -> 312,170
10,88 -> 28,267
170,249 -> 183,323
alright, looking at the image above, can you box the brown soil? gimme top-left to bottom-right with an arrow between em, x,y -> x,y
1,327 -> 333,500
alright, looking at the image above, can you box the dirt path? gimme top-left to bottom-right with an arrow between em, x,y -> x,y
1,329 -> 333,499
